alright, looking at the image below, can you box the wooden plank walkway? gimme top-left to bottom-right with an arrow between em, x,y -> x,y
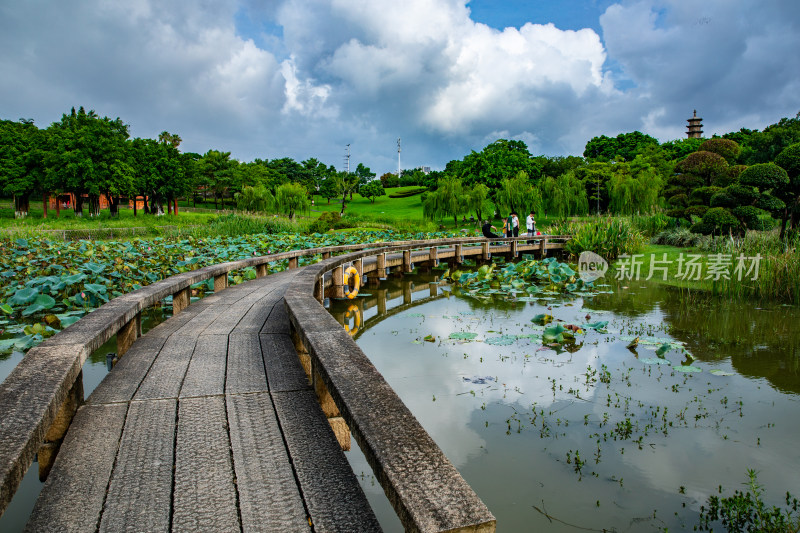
25,268 -> 381,532
3,237 -> 568,531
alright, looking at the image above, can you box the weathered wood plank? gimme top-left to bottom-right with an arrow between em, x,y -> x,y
259,334 -> 310,393
260,299 -> 290,334
179,334 -> 228,398
24,403 -> 127,533
99,399 -> 176,533
173,396 -> 240,532
272,390 -> 381,532
227,393 -> 310,533
133,336 -> 197,401
88,335 -> 166,405
226,334 -> 268,394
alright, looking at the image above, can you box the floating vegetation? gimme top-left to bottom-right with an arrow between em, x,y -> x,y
449,332 -> 478,341
443,257 -> 598,301
484,335 -> 517,346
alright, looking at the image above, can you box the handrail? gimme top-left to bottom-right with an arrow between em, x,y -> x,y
0,234 -> 569,526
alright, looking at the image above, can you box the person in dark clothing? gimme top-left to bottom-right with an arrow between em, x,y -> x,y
482,220 -> 500,239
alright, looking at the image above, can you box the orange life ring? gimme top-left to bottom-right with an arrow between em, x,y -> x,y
343,266 -> 360,299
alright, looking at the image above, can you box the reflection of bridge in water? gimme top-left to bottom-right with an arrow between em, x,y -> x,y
329,276 -> 444,340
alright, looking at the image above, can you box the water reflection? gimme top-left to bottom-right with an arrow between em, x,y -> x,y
331,271 -> 800,532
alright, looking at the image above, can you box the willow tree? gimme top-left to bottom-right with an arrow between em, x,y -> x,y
235,184 -> 274,213
540,171 -> 588,218
493,171 -> 542,216
607,161 -> 663,215
465,183 -> 492,222
423,175 -> 466,226
275,182 -> 309,220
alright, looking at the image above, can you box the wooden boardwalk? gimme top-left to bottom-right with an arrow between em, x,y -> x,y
26,269 -> 381,532
2,236 -> 573,532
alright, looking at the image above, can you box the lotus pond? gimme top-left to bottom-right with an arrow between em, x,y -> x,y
331,261 -> 800,532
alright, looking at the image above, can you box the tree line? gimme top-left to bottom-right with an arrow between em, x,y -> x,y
1,106 -> 798,236
0,106 -> 383,219
422,114 -> 800,239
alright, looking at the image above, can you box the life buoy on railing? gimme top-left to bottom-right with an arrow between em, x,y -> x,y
343,265 -> 360,299
343,304 -> 362,336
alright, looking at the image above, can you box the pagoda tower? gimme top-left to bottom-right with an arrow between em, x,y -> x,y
686,110 -> 703,139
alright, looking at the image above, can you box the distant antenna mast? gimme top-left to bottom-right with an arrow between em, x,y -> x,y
397,138 -> 401,176
345,144 -> 351,173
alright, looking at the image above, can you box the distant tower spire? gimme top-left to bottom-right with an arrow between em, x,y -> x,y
345,144 -> 350,173
687,110 -> 703,139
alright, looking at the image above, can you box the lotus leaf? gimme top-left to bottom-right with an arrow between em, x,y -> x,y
9,288 -> 37,305
655,343 -> 672,357
531,314 -> 553,325
449,332 -> 478,340
485,335 -> 516,346
673,365 -> 702,373
640,358 -> 672,365
583,321 -> 609,330
0,304 -> 12,315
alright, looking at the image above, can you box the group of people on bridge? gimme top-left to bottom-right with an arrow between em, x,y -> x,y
481,211 -> 538,239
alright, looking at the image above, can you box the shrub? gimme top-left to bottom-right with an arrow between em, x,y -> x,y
689,186 -> 722,206
695,207 -> 739,235
388,186 -> 428,198
731,205 -> 765,230
550,217 -> 646,260
710,191 -> 737,208
739,163 -> 790,190
685,205 -> 709,218
668,193 -> 689,207
726,184 -> 760,205
698,138 -> 740,163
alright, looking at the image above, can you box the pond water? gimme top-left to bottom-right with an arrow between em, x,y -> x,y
331,270 -> 800,532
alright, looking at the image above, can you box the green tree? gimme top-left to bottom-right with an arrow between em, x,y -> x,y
606,157 -> 663,215
334,172 -> 360,215
494,171 -> 542,216
318,175 -> 339,205
423,175 -> 467,226
275,182 -> 310,220
235,184 -> 274,212
465,183 -> 492,222
541,171 -> 589,218
360,180 -> 385,203
453,139 -> 537,190
0,119 -> 47,218
45,106 -> 131,217
584,131 -> 659,162
198,150 -> 234,209
774,142 -> 800,237
355,163 -> 376,195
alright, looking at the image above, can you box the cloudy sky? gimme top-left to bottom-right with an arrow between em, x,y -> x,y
1,0 -> 798,174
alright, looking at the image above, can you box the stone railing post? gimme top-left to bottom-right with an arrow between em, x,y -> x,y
214,273 -> 228,292
172,287 -> 191,315
38,374 -> 84,481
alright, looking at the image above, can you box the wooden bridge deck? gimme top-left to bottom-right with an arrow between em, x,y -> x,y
3,236 -> 572,532
26,269 -> 381,532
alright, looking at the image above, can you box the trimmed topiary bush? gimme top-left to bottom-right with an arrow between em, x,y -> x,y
689,186 -> 722,206
739,163 -> 789,190
731,205 -> 765,230
696,207 -> 740,235
698,138 -> 740,163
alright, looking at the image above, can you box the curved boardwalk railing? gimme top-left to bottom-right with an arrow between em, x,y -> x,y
0,235 -> 569,532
